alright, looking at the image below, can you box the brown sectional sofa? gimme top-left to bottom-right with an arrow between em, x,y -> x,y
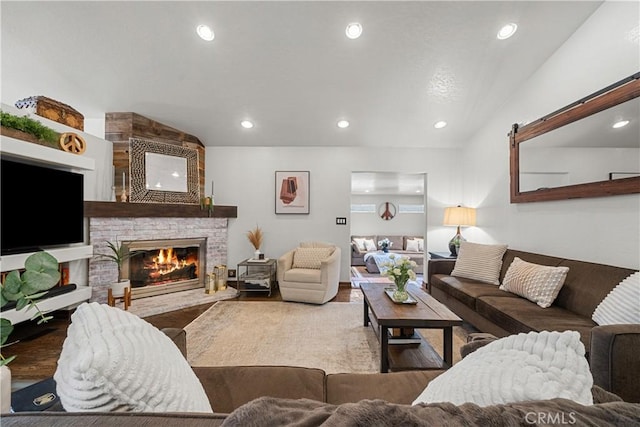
428,248 -> 639,397
351,235 -> 424,273
4,324 -> 640,425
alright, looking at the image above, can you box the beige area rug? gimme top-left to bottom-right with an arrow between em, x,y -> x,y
185,301 -> 470,374
128,287 -> 238,318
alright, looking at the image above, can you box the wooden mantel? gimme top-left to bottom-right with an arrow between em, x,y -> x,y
84,201 -> 237,218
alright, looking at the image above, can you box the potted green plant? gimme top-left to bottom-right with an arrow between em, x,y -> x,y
94,239 -> 141,296
0,110 -> 60,148
0,251 -> 61,412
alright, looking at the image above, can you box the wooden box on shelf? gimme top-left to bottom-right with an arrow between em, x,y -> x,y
15,96 -> 84,131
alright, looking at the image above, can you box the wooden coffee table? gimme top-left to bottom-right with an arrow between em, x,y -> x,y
360,282 -> 462,373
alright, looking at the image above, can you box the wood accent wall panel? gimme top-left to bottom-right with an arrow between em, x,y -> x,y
105,112 -> 206,199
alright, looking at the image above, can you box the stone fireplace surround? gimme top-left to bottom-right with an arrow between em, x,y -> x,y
88,217 -> 228,304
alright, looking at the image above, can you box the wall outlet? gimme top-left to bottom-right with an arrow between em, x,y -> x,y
336,217 -> 347,225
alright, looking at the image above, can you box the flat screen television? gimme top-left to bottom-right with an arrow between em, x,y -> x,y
1,158 -> 85,256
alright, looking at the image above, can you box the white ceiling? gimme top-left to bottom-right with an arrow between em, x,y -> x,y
1,1 -> 603,151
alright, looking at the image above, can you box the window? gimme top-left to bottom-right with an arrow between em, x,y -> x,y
398,204 -> 424,214
350,203 -> 375,213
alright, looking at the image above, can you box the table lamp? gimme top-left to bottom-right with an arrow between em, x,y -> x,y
443,206 -> 476,255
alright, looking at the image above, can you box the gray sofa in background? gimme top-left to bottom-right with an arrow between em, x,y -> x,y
350,235 -> 424,274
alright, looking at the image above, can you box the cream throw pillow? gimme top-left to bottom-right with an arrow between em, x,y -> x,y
405,239 -> 420,252
500,257 -> 569,308
353,238 -> 367,251
412,330 -> 593,407
54,302 -> 213,413
364,239 -> 377,252
451,241 -> 508,285
293,247 -> 333,269
592,271 -> 640,325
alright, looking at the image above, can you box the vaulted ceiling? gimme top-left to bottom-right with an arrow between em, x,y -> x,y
1,1 -> 603,149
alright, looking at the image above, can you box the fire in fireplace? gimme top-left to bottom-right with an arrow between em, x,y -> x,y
121,238 -> 206,299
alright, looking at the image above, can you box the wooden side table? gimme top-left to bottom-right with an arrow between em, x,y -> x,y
428,251 -> 457,260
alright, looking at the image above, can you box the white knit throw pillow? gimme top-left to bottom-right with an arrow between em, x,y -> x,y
412,330 -> 593,407
592,271 -> 640,325
54,302 -> 213,413
500,257 -> 569,308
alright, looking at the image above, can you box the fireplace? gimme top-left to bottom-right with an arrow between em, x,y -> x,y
121,238 -> 206,299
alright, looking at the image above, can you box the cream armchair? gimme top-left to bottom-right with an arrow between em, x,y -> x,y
277,242 -> 341,304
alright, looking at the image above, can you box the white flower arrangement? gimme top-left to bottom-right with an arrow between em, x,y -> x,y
378,238 -> 393,250
380,254 -> 417,289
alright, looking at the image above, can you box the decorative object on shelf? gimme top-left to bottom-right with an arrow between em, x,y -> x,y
378,202 -> 396,221
379,254 -> 417,303
246,225 -> 264,259
378,238 -> 392,253
120,172 -> 128,203
1,251 -> 61,367
214,265 -> 228,291
15,95 -> 84,131
0,110 -> 59,149
93,239 -> 142,307
111,186 -> 117,202
443,205 -> 477,256
200,180 -> 215,216
275,171 -> 310,214
129,138 -> 199,204
58,132 -> 86,154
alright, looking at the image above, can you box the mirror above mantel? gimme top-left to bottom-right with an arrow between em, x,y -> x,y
509,72 -> 640,203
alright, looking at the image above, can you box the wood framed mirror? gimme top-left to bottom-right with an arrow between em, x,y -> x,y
509,72 -> 640,203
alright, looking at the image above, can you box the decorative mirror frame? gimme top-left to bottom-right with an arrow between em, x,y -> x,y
509,73 -> 640,203
129,138 -> 200,204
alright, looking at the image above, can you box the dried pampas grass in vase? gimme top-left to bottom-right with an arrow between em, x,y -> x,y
247,225 -> 264,259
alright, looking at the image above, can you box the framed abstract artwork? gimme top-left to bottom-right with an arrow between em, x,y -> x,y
275,171 -> 310,214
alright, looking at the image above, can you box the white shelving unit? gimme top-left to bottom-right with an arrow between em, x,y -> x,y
1,133 -> 96,323
0,245 -> 94,272
1,286 -> 92,324
0,135 -> 95,171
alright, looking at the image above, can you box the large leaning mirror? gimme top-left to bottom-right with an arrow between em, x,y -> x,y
129,138 -> 200,204
509,72 -> 640,203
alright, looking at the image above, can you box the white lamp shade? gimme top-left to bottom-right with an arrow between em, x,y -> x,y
443,206 -> 476,227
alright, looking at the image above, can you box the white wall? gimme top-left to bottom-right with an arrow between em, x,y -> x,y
350,194 -> 425,237
204,147 -> 460,280
461,2 -> 640,269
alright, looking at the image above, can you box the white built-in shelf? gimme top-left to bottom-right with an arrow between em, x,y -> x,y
0,286 -> 92,324
0,245 -> 93,273
0,135 -> 95,171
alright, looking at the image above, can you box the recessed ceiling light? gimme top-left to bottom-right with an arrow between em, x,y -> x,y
240,120 -> 254,129
337,120 -> 350,128
345,23 -> 362,39
434,121 -> 447,129
197,24 -> 215,41
497,23 -> 517,40
612,120 -> 629,129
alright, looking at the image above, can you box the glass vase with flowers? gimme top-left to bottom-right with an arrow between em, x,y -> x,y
380,254 -> 417,302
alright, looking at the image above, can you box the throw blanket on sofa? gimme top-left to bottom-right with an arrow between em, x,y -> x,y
221,396 -> 640,427
363,252 -> 401,274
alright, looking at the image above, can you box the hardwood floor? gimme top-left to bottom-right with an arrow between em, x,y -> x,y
5,284 -> 360,382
